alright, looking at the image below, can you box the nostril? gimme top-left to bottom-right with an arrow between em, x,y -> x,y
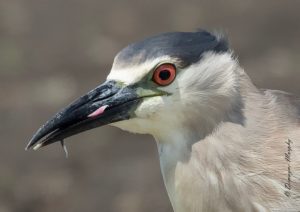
92,92 -> 116,103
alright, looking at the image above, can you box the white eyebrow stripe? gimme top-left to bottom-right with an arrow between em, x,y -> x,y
107,66 -> 146,85
107,56 -> 177,85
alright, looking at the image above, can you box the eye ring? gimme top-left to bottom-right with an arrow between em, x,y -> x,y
152,63 -> 176,86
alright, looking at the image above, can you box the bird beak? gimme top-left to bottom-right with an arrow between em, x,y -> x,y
26,80 -> 142,150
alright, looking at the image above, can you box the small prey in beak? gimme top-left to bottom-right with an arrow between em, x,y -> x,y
26,80 -> 142,150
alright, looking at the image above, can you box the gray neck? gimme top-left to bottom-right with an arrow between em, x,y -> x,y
155,130 -> 199,210
154,74 -> 257,211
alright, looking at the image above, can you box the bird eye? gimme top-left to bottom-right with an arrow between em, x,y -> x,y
152,64 -> 176,86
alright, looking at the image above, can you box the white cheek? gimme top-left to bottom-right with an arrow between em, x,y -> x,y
109,96 -> 165,134
135,96 -> 165,119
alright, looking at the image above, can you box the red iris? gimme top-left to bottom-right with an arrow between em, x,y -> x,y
152,64 -> 176,86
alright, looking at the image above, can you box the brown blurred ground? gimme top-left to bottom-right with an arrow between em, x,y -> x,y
0,1 -> 300,212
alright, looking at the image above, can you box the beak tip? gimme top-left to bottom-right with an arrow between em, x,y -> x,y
25,137 -> 39,151
25,142 -> 32,151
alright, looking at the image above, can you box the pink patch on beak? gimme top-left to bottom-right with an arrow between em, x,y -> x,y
88,105 -> 108,118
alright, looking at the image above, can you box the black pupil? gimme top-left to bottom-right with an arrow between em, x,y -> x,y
159,70 -> 171,80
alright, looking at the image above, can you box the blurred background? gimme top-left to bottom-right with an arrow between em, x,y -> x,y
0,0 -> 300,211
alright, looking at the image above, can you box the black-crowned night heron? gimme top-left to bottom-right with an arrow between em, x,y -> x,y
27,30 -> 300,211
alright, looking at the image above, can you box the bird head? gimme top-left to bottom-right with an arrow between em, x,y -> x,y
26,30 -> 242,150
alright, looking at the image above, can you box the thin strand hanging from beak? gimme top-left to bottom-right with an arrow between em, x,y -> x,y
60,140 -> 69,158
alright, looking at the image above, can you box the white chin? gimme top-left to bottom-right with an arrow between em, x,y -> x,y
110,118 -> 152,135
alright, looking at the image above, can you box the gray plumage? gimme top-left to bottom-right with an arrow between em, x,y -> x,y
110,31 -> 300,211
28,30 -> 300,212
